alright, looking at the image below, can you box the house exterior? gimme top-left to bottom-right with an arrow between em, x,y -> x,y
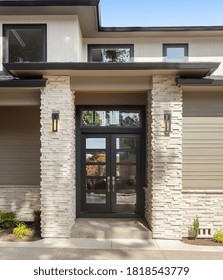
0,0 -> 223,240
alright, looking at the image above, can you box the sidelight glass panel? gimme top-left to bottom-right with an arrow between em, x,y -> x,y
81,110 -> 141,127
86,138 -> 106,149
86,152 -> 106,163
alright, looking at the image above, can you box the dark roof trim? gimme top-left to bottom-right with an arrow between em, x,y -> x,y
99,26 -> 223,33
4,62 -> 219,72
3,62 -> 219,79
0,0 -> 100,6
0,78 -> 46,88
177,78 -> 223,86
1,1 -> 223,32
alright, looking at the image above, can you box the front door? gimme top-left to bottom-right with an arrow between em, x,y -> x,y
81,134 -> 142,215
77,106 -> 145,217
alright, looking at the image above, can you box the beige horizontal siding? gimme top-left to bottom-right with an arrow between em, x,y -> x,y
183,92 -> 223,190
0,106 -> 40,185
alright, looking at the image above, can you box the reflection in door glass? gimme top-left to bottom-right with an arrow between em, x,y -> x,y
81,110 -> 141,127
116,192 -> 136,205
86,165 -> 106,176
86,178 -> 106,191
116,177 -> 136,190
116,151 -> 136,164
86,152 -> 106,163
116,138 -> 136,149
86,138 -> 106,149
86,192 -> 106,204
116,165 -> 136,177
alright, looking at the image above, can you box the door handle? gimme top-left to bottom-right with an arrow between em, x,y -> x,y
107,176 -> 110,192
112,176 -> 116,192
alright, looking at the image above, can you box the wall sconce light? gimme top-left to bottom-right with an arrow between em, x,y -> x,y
52,111 -> 59,132
164,111 -> 171,136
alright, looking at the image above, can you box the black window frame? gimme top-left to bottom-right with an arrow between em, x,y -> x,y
3,24 -> 47,63
88,44 -> 134,62
163,43 -> 188,62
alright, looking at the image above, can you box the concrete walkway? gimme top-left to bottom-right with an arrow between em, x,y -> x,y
0,219 -> 223,260
0,238 -> 223,260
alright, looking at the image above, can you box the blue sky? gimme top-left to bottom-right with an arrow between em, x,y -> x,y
100,0 -> 223,27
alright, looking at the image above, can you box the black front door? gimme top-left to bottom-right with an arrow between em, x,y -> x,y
81,133 -> 142,215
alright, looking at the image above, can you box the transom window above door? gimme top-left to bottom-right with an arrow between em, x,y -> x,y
81,110 -> 141,127
88,44 -> 134,62
163,43 -> 188,62
3,24 -> 47,62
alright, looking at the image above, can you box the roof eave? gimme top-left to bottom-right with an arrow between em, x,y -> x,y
99,26 -> 223,33
1,1 -> 223,33
0,78 -> 47,88
0,0 -> 100,6
177,78 -> 223,86
3,62 -> 220,79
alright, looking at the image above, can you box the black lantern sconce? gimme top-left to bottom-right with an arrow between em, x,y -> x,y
164,111 -> 171,136
52,111 -> 59,132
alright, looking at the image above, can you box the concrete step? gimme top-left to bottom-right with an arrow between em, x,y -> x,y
71,218 -> 152,239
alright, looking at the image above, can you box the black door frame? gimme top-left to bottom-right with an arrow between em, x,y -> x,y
76,105 -> 146,218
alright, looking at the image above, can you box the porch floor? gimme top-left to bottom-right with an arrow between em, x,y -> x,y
71,218 -> 152,239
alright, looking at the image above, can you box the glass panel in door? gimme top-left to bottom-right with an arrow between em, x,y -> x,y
84,136 -> 110,212
81,134 -> 141,215
111,136 -> 138,213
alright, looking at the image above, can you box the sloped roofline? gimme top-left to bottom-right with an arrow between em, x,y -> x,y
1,0 -> 223,32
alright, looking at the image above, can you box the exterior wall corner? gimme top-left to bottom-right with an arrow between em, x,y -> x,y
145,75 -> 183,240
40,76 -> 75,238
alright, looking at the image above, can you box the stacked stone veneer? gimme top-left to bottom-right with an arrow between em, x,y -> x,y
182,190 -> 223,237
40,76 -> 75,238
145,75 -> 183,240
0,186 -> 40,221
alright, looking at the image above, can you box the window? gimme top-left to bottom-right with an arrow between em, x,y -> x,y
163,44 -> 188,62
88,44 -> 134,62
3,24 -> 47,62
81,110 -> 141,127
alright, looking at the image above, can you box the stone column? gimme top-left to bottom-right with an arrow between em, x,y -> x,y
145,75 -> 183,239
40,76 -> 75,238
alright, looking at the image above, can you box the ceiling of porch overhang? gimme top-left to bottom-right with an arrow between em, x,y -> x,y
3,62 -> 220,79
